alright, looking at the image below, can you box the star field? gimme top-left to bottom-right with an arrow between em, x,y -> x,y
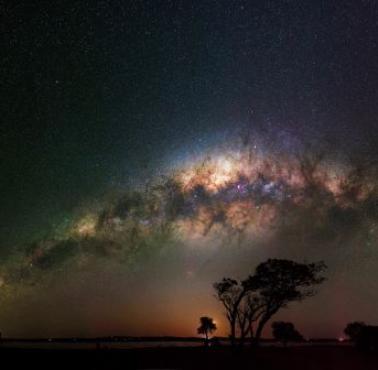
1,0 -> 378,338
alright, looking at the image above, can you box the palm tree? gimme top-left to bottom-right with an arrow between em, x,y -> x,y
197,316 -> 217,346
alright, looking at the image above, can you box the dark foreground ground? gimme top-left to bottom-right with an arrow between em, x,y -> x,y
1,345 -> 377,370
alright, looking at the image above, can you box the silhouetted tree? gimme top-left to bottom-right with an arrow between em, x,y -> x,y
246,259 -> 326,345
197,316 -> 217,345
214,259 -> 326,347
344,322 -> 366,342
271,321 -> 304,346
213,278 -> 246,347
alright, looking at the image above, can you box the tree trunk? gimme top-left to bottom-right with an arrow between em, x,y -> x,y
248,324 -> 254,346
239,329 -> 246,348
253,317 -> 269,347
230,318 -> 236,347
238,315 -> 248,348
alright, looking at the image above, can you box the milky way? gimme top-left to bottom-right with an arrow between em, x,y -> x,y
2,134 -> 377,307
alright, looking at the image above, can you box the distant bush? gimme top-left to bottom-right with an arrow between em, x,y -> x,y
345,322 -> 378,352
271,321 -> 304,346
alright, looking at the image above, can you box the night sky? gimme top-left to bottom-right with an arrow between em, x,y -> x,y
1,0 -> 378,339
